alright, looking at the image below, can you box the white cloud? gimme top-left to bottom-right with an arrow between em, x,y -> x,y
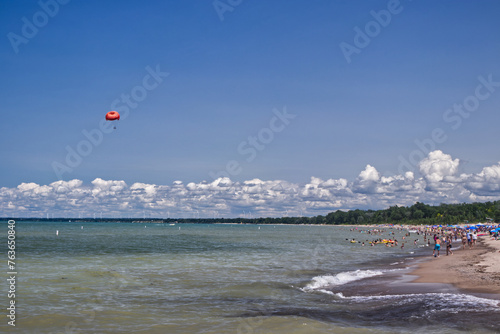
464,162 -> 500,195
353,165 -> 382,194
2,151 -> 500,218
418,150 -> 460,183
17,182 -> 39,192
359,165 -> 380,182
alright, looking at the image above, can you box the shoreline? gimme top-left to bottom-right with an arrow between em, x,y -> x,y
408,235 -> 500,295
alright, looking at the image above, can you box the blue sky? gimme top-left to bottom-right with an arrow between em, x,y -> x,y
2,0 -> 500,218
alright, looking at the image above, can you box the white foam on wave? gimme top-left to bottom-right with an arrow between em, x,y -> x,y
337,292 -> 500,311
317,289 -> 335,296
303,275 -> 500,313
301,269 -> 384,292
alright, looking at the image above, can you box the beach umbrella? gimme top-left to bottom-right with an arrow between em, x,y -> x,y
466,226 -> 477,229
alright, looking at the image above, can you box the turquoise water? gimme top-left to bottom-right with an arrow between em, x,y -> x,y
1,221 -> 499,333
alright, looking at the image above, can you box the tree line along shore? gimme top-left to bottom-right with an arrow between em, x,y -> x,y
3,201 -> 500,226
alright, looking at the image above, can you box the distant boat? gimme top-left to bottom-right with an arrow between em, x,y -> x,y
169,223 -> 175,226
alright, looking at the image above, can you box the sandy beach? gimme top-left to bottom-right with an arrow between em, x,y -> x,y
410,235 -> 500,294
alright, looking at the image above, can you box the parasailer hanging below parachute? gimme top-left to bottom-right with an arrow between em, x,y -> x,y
105,111 -> 120,129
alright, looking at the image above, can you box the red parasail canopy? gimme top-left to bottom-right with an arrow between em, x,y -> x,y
105,111 -> 120,121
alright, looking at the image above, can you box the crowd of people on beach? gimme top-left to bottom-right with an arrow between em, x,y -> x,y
348,223 -> 500,257
426,224 -> 500,257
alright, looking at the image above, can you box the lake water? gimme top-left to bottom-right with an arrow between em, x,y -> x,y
2,221 -> 499,333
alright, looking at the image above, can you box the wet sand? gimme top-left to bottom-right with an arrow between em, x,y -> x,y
410,236 -> 500,295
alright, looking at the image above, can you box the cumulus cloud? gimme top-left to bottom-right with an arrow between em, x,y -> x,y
419,150 -> 460,183
464,162 -> 500,195
359,165 -> 380,182
353,165 -> 382,194
2,151 -> 500,218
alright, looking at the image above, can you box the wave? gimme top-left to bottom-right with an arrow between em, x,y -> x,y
303,271 -> 500,313
335,292 -> 500,312
301,269 -> 385,292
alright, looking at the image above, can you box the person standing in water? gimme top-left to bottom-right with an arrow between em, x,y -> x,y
446,235 -> 453,256
433,237 -> 441,257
